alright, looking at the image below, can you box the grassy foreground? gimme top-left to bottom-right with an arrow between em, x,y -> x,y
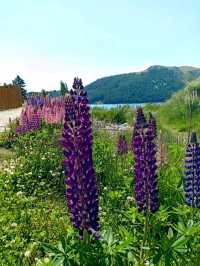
0,121 -> 200,265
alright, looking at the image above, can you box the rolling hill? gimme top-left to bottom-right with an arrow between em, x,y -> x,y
85,65 -> 200,104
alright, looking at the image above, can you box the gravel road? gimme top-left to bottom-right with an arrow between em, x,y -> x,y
0,107 -> 22,132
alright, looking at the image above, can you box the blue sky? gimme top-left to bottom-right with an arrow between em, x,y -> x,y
0,0 -> 199,91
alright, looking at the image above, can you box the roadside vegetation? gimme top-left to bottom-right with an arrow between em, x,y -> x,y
0,79 -> 200,265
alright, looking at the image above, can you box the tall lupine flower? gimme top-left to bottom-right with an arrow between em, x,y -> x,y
132,107 -> 148,212
184,132 -> 200,208
62,78 -> 99,240
117,134 -> 128,155
146,113 -> 158,213
16,111 -> 30,134
21,111 -> 29,131
132,107 -> 158,213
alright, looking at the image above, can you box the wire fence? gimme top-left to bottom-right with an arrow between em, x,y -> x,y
159,130 -> 188,146
93,120 -> 188,145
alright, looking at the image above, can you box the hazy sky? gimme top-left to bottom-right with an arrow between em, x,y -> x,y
0,0 -> 199,91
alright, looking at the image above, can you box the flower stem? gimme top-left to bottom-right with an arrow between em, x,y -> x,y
139,211 -> 149,266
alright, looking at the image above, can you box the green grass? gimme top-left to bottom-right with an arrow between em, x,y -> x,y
0,177 -> 69,265
157,79 -> 200,135
1,92 -> 200,265
0,147 -> 14,163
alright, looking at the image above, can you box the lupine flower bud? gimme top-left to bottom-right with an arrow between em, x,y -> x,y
132,107 -> 158,213
149,112 -> 157,138
184,132 -> 200,208
117,135 -> 128,155
62,77 -> 99,239
133,107 -> 147,130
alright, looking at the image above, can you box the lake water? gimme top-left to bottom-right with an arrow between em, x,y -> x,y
90,103 -> 152,110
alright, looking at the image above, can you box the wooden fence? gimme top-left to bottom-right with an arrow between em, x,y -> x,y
0,85 -> 22,110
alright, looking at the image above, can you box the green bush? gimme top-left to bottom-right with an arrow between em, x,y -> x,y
10,127 -> 64,196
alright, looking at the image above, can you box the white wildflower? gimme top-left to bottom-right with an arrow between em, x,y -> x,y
127,196 -> 134,201
24,250 -> 31,257
10,222 -> 17,228
16,191 -> 23,197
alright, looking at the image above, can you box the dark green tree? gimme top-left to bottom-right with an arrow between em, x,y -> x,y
41,89 -> 47,97
12,75 -> 27,101
60,80 -> 68,96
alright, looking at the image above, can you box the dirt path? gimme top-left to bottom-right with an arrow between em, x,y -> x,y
0,107 -> 22,132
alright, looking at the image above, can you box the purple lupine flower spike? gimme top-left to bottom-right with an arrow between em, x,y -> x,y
22,111 -> 29,132
146,114 -> 158,213
184,132 -> 200,208
117,135 -> 128,155
132,107 -> 158,213
30,111 -> 40,130
132,107 -> 148,212
62,77 -> 99,239
16,127 -> 23,134
16,111 -> 29,134
134,107 -> 146,129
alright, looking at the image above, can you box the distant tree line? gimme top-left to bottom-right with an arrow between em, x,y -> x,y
27,80 -> 69,98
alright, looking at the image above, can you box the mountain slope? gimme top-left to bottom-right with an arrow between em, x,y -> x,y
86,65 -> 200,104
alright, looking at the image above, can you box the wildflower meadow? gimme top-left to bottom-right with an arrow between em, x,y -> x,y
0,78 -> 200,266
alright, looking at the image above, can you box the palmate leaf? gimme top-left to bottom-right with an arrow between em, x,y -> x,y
175,250 -> 189,264
154,231 -> 189,265
171,236 -> 188,253
58,235 -> 66,253
115,239 -> 134,254
165,234 -> 188,254
42,241 -> 72,266
102,228 -> 114,246
52,255 -> 65,266
177,175 -> 183,188
42,243 -> 63,256
173,219 -> 200,241
127,251 -> 135,264
58,241 -> 65,253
